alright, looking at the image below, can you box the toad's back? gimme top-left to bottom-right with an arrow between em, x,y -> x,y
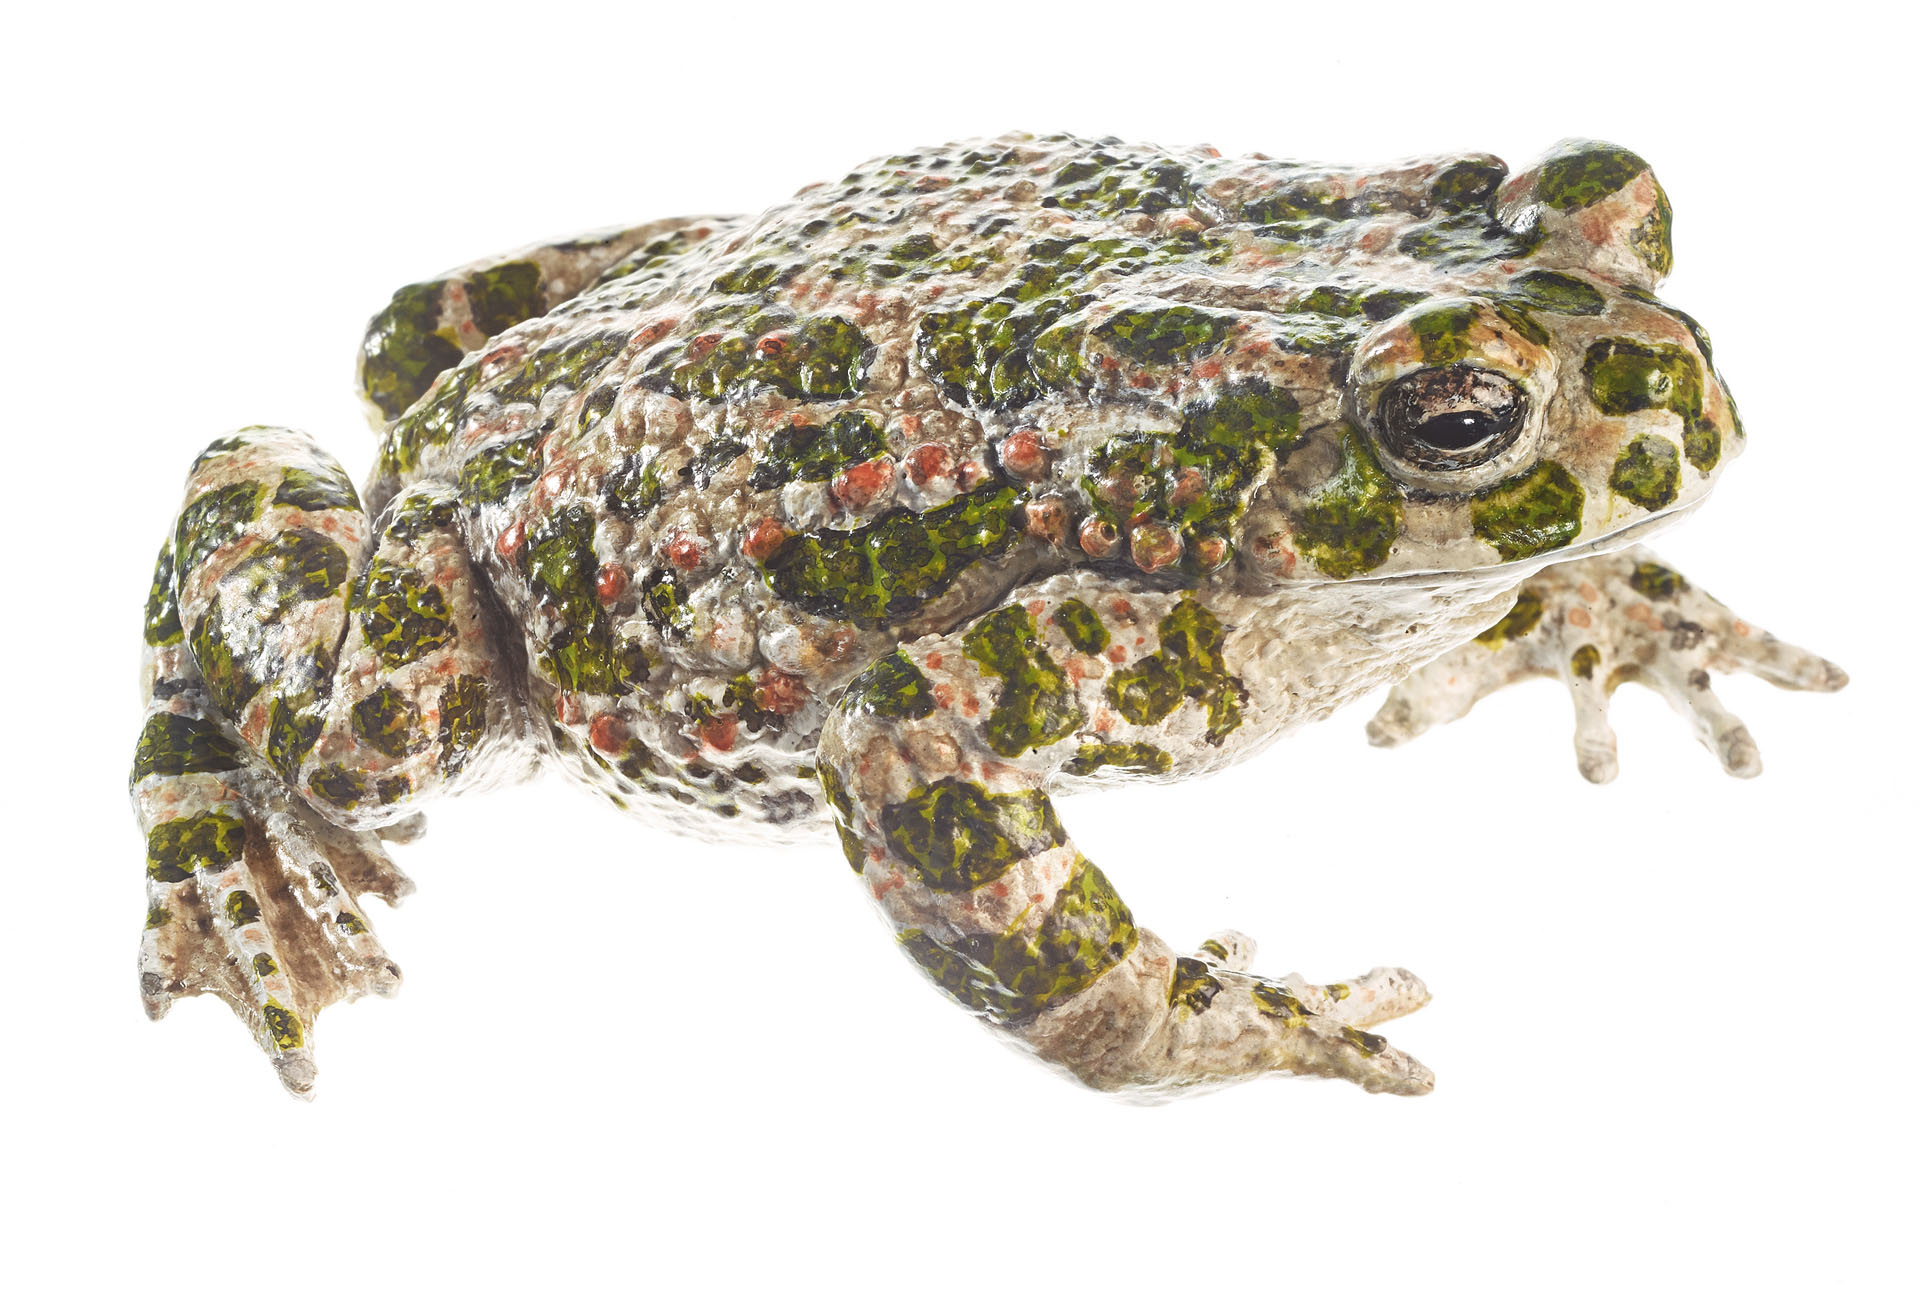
362,132 -> 1534,836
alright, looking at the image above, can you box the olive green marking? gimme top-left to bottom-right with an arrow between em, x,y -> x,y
144,542 -> 183,647
1470,461 -> 1585,562
1326,981 -> 1351,1001
1396,210 -> 1542,269
1094,304 -> 1235,366
1430,160 -> 1506,213
750,411 -> 887,489
1049,151 -> 1193,217
1252,981 -> 1312,1027
816,760 -> 866,869
1295,428 -> 1404,579
351,687 -> 417,757
274,465 -> 361,513
758,482 -> 1022,629
308,766 -> 367,808
378,363 -> 473,480
531,503 -> 646,691
438,675 -> 489,777
145,811 -> 245,883
335,911 -> 368,936
1474,589 -> 1544,648
881,778 -> 1067,893
662,312 -> 870,401
1490,300 -> 1550,347
962,606 -> 1087,758
144,905 -> 172,929
1169,957 -> 1222,1015
843,652 -> 935,720
641,566 -> 693,640
353,558 -> 453,670
712,259 -> 800,296
231,531 -> 350,621
465,260 -> 546,336
489,330 -> 629,405
224,889 -> 261,927
1609,433 -> 1682,511
252,953 -> 278,978
1506,271 -> 1606,317
1053,599 -> 1110,657
1273,285 -> 1430,356
1683,423 -> 1721,474
190,432 -> 248,473
360,279 -> 464,424
1584,338 -> 1717,472
1060,741 -> 1174,778
897,854 -> 1137,1023
1105,597 -> 1245,746
604,453 -> 665,516
261,999 -> 305,1051
130,712 -> 243,783
690,438 -> 747,488
1627,560 -> 1686,600
175,480 -> 263,577
1341,1025 -> 1389,1055
595,231 -> 694,287
459,434 -> 544,504
189,603 -> 262,717
376,775 -> 412,805
264,695 -> 325,781
1408,304 -> 1481,366
1536,144 -> 1649,211
1570,644 -> 1601,680
916,288 -> 1091,410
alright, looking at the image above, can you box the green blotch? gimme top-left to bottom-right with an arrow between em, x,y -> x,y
351,687 -> 416,757
1094,304 -> 1234,366
1430,160 -> 1506,213
1342,1025 -> 1388,1055
489,330 -> 628,405
145,811 -> 244,883
144,543 -> 183,647
1583,337 -> 1717,472
465,260 -> 545,336
439,675 -> 489,777
1169,957 -> 1222,1015
1294,428 -> 1404,579
525,505 -> 627,692
916,290 -> 1092,409
1471,462 -> 1586,561
336,911 -> 369,935
595,231 -> 694,286
641,566 -> 693,640
1105,596 -> 1245,745
1627,560 -> 1686,600
377,363 -> 473,481
1049,152 -> 1193,218
1490,300 -> 1550,348
175,480 -> 263,577
265,694 -> 325,781
1273,285 -> 1430,355
898,853 -> 1137,1023
309,765 -> 367,807
1397,211 -> 1542,269
962,606 -> 1087,758
816,760 -> 866,870
750,411 -> 887,489
1474,590 -> 1544,648
1061,742 -> 1174,778
359,280 -> 463,423
189,603 -> 261,717
353,558 -> 453,670
711,259 -> 798,295
1609,433 -> 1682,511
224,889 -> 260,927
1253,981 -> 1312,1027
1537,143 -> 1649,211
130,712 -> 242,784
758,482 -> 1022,629
145,906 -> 172,930
274,465 -> 361,513
376,775 -> 412,805
262,999 -> 305,1051
604,453 -> 665,516
1570,644 -> 1601,680
460,434 -> 544,504
881,778 -> 1067,893
1053,599 -> 1109,656
691,438 -> 748,488
252,953 -> 278,978
1505,271 -> 1606,317
231,531 -> 350,621
383,489 -> 459,546
1408,304 -> 1480,366
665,312 -> 870,401
843,652 -> 935,720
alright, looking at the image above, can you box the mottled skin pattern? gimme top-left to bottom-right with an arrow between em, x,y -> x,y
131,133 -> 1845,1098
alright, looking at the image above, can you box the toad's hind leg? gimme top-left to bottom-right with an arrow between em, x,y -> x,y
818,579 -> 1434,1099
133,426 -> 522,1095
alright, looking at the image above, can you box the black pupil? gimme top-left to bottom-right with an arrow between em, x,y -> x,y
1414,411 -> 1500,450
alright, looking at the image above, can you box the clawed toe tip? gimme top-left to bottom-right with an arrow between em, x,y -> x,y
368,959 -> 404,998
274,1052 -> 318,1100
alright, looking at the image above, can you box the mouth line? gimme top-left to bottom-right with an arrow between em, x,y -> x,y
1299,500 -> 1700,589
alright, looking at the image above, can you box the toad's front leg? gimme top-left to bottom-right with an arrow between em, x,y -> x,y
819,577 -> 1433,1098
1367,547 -> 1847,781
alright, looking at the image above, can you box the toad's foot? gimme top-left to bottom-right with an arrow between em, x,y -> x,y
1367,548 -> 1847,783
136,751 -> 411,1098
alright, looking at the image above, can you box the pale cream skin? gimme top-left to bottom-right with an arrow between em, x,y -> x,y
130,133 -> 1845,1097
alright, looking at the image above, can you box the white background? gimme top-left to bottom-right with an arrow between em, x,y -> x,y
5,3 -> 1913,1306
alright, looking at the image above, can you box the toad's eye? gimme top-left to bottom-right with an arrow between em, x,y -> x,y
1376,365 -> 1526,470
